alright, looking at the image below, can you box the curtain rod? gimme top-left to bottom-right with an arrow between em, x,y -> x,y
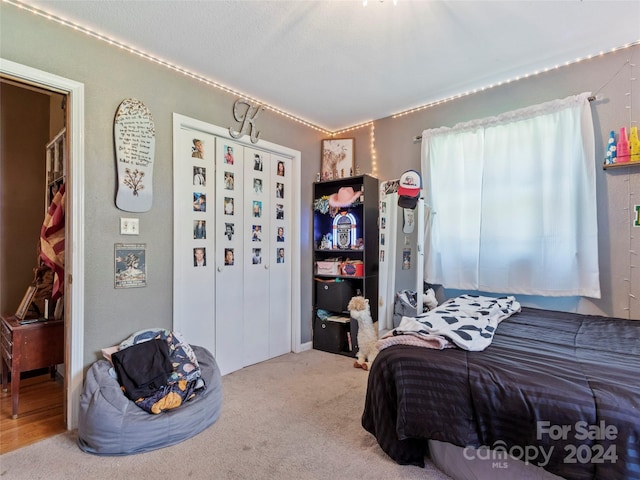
413,95 -> 599,143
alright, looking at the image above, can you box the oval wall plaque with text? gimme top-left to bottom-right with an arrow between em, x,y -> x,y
114,98 -> 155,212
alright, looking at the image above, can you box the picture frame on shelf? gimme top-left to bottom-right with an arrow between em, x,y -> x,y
15,285 -> 37,320
321,138 -> 354,181
54,297 -> 64,320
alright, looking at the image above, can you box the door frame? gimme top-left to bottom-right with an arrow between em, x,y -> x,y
0,58 -> 85,429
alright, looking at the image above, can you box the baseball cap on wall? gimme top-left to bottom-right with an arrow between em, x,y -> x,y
398,170 -> 422,209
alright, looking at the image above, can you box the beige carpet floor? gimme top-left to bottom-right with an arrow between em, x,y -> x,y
0,348 -> 453,480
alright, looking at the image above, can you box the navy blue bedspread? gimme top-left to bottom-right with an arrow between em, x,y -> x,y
362,307 -> 640,480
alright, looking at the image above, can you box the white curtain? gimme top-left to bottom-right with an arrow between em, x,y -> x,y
422,92 -> 600,298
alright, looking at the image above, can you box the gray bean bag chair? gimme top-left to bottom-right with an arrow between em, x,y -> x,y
77,345 -> 222,455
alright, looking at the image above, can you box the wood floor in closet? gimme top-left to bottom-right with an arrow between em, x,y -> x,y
0,372 -> 64,454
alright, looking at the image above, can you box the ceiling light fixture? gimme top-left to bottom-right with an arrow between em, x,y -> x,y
363,0 -> 398,6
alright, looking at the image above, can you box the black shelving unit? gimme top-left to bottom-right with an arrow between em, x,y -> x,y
312,174 -> 379,357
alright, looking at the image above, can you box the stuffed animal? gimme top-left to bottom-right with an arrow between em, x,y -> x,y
423,288 -> 438,310
347,296 -> 378,371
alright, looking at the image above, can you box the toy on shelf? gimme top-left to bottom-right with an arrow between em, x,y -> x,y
605,130 -> 617,164
629,126 -> 640,162
617,127 -> 630,163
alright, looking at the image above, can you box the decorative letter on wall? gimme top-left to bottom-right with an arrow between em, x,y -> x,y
229,99 -> 264,144
114,98 -> 155,212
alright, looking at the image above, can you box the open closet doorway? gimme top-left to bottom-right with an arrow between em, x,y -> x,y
0,77 -> 66,452
0,58 -> 85,446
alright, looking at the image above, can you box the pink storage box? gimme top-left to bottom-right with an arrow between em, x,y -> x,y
316,260 -> 340,275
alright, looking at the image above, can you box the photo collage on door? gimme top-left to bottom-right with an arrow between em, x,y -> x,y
248,152 -> 288,266
222,143 -> 237,267
191,136 -> 208,267
273,156 -> 287,266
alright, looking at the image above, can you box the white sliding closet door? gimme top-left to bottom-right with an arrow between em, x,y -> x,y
242,147 -> 271,366
268,153 -> 292,359
173,127 -> 217,355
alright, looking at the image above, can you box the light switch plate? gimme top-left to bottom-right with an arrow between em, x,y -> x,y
120,217 -> 139,235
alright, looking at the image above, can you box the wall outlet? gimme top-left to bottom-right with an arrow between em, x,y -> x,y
120,217 -> 139,235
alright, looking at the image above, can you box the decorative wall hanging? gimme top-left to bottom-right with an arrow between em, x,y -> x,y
114,243 -> 147,288
229,99 -> 264,144
321,138 -> 354,181
114,98 -> 155,212
402,248 -> 411,270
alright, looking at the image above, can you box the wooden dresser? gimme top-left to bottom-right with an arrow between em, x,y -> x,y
1,314 -> 64,419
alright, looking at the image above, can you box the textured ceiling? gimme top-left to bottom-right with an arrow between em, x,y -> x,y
20,0 -> 640,132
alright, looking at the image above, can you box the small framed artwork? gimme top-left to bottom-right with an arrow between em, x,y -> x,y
54,298 -> 64,320
115,243 -> 147,288
321,138 -> 354,181
402,248 -> 411,270
15,285 -> 38,320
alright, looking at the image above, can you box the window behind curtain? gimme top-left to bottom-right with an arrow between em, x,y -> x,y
421,93 -> 600,298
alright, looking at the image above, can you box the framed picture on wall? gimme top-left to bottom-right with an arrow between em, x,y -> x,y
114,243 -> 147,288
321,138 -> 354,181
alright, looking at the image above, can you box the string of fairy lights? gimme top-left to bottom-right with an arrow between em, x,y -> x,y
3,0 -> 331,135
5,0 -> 640,173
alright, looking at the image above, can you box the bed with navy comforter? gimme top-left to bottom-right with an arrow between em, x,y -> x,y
361,307 -> 640,480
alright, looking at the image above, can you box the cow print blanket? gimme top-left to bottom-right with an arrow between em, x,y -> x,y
386,294 -> 521,351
